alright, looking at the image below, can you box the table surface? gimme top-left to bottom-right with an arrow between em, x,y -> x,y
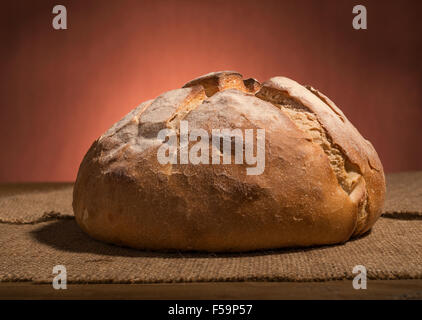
1,280 -> 421,300
1,174 -> 421,300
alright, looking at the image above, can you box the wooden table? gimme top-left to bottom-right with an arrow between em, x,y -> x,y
1,280 -> 421,300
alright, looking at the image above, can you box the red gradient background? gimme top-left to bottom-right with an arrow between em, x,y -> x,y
1,0 -> 421,182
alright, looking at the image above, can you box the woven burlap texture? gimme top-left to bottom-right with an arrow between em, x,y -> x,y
0,172 -> 421,283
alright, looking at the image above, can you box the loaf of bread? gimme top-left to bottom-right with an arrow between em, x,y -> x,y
73,71 -> 386,252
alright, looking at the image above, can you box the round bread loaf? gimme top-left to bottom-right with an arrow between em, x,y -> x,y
73,71 -> 386,252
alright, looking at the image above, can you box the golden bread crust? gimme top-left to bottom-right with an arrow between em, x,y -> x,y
73,71 -> 385,252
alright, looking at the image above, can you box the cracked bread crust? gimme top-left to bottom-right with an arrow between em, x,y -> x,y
256,77 -> 385,235
73,71 -> 386,252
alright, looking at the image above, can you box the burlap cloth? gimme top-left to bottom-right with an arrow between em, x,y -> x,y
0,172 -> 421,283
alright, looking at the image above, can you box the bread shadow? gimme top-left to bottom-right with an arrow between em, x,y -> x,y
381,213 -> 422,220
30,219 -> 371,258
